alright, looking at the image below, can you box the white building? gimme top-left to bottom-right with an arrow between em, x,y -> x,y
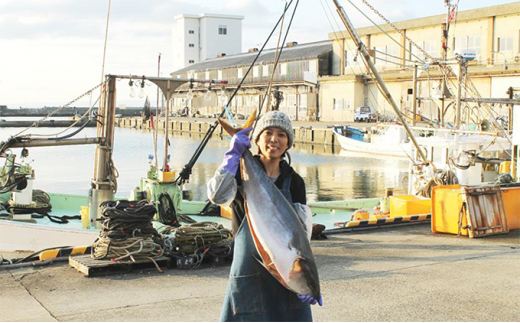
172,13 -> 244,71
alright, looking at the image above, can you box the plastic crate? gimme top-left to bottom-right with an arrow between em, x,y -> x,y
501,186 -> 520,230
390,195 -> 431,217
431,185 -> 467,235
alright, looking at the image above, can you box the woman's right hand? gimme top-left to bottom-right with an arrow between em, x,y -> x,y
220,127 -> 253,175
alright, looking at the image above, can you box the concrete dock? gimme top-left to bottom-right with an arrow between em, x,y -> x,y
1,224 -> 519,322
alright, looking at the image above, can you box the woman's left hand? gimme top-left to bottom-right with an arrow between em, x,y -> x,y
298,294 -> 323,306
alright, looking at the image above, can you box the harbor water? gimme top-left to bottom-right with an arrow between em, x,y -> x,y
0,125 -> 409,202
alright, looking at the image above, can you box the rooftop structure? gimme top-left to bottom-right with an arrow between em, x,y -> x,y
172,13 -> 244,71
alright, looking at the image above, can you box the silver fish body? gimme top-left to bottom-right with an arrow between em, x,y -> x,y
240,150 -> 320,299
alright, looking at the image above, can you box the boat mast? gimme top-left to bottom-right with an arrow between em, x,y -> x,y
90,75 -> 117,228
331,0 -> 429,164
440,0 -> 452,126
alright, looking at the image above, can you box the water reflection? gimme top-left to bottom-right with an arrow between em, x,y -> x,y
0,127 -> 409,201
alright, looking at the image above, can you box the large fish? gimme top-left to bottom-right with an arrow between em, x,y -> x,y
218,111 -> 321,300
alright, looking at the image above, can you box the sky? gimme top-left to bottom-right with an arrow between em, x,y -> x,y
0,0 -> 518,109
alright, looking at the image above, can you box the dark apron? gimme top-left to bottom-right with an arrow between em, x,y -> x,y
220,176 -> 312,322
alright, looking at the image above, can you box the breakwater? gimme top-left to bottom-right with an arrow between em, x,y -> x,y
0,107 -> 142,117
0,120 -> 96,128
116,117 -> 341,146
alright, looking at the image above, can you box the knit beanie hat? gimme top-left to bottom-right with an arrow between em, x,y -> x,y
253,110 -> 294,148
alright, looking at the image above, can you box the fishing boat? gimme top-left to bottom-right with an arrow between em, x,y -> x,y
332,124 -> 411,158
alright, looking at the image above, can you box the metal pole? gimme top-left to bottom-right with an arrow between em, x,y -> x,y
455,61 -> 463,129
412,66 -> 418,126
163,81 -> 171,170
508,86 -> 514,132
89,75 -> 116,228
9,138 -> 102,148
440,0 -> 450,126
332,0 -> 428,164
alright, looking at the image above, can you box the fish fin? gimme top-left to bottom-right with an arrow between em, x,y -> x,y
217,108 -> 257,136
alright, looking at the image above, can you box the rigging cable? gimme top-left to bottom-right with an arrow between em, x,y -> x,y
256,0 -> 300,128
174,0 -> 296,185
319,0 -> 383,114
264,1 -> 289,111
10,81 -> 107,139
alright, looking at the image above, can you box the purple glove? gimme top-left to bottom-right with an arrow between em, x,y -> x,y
220,127 -> 253,175
298,294 -> 323,306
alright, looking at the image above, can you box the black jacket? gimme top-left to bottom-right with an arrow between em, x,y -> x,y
230,155 -> 306,235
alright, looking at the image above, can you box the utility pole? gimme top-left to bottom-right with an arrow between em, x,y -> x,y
412,66 -> 418,126
455,59 -> 464,129
440,0 -> 452,126
157,53 -> 161,116
508,86 -> 514,132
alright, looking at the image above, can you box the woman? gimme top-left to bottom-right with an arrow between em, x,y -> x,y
207,111 -> 322,322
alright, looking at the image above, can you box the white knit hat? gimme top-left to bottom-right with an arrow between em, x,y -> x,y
253,111 -> 294,148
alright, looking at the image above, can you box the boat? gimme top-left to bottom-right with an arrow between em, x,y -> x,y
332,124 -> 411,158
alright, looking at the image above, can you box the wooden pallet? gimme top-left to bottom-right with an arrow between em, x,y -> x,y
69,255 -> 171,277
462,185 -> 509,238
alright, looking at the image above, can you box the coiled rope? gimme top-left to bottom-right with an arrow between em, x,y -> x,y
162,221 -> 233,269
92,200 -> 166,272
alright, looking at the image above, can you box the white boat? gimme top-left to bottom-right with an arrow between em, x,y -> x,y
332,125 -> 411,158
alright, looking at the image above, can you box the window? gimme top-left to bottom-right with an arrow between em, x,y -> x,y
468,36 -> 481,56
333,98 -> 350,110
189,43 -> 195,48
309,60 -> 317,72
453,36 -> 468,54
374,45 -> 399,66
280,63 -> 287,75
218,25 -> 227,35
286,94 -> 296,107
454,35 -> 481,56
253,66 -> 259,77
387,46 -> 399,65
188,30 -> 195,34
237,68 -> 243,79
263,65 -> 269,76
302,61 -> 310,72
374,46 -> 386,65
205,71 -> 210,79
409,40 -> 437,61
300,95 -> 308,109
498,37 -> 513,52
345,50 -> 362,67
218,70 -> 223,80
188,60 -> 195,63
423,40 -> 437,58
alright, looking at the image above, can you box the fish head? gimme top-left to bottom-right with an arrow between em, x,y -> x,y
288,257 -> 321,300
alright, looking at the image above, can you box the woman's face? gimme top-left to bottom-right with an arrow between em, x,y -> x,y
257,127 -> 289,160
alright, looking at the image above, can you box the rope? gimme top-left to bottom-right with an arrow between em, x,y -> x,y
414,168 -> 458,198
163,221 -> 232,256
92,200 -> 166,272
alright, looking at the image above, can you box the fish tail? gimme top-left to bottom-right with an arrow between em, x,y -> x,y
217,108 -> 257,136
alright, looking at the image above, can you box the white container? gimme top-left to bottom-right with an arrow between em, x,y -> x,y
13,179 -> 33,205
455,163 -> 482,185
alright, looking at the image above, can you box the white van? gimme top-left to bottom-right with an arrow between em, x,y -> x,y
354,106 -> 376,122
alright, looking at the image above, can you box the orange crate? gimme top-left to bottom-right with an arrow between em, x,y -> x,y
431,185 -> 468,235
390,195 -> 431,217
501,187 -> 520,230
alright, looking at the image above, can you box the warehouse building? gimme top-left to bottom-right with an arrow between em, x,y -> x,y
170,40 -> 333,120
